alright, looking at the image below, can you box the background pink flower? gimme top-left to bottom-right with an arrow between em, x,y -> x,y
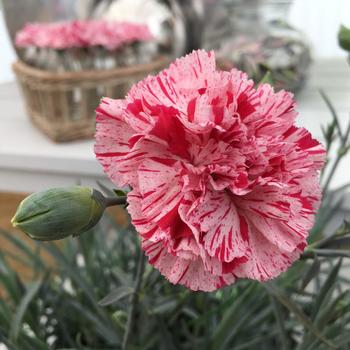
95,50 -> 325,292
15,20 -> 153,51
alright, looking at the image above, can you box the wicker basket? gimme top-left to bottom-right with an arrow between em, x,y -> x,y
13,56 -> 169,142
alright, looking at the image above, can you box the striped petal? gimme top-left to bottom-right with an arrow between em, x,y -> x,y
234,224 -> 303,281
138,158 -> 183,227
186,189 -> 250,262
142,240 -> 236,292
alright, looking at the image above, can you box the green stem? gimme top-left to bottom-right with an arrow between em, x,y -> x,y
308,234 -> 338,250
302,249 -> 350,259
320,88 -> 350,194
122,251 -> 146,350
323,154 -> 344,196
319,89 -> 344,141
105,196 -> 127,207
322,118 -> 350,195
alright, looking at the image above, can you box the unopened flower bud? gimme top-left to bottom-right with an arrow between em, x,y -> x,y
339,25 -> 350,52
11,186 -> 107,241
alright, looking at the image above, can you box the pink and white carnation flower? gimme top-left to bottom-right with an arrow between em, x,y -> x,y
95,50 -> 326,291
15,20 -> 153,51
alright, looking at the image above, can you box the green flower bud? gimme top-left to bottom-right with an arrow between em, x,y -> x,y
338,25 -> 350,52
11,186 -> 107,241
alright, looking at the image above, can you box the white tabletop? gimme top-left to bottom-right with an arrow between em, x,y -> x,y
0,58 -> 350,193
0,82 -> 113,193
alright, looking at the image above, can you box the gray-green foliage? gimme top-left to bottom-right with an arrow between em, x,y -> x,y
1,189 -> 350,350
2,62 -> 350,350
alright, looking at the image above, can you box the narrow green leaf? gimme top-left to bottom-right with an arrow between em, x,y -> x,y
10,280 -> 42,342
311,198 -> 344,237
42,243 -> 97,304
0,297 -> 12,317
312,249 -> 350,258
311,259 -> 342,320
244,305 -> 273,328
316,290 -> 350,330
309,221 -> 350,250
21,334 -> 49,350
270,295 -> 290,350
0,229 -> 45,270
67,300 -> 121,345
328,184 -> 350,199
97,181 -> 128,198
322,121 -> 336,145
258,71 -> 273,85
2,249 -> 34,268
321,125 -> 327,140
0,253 -> 23,303
99,286 -> 134,306
319,89 -> 343,141
265,282 -> 336,349
151,299 -> 178,315
234,330 -> 281,350
321,236 -> 350,250
334,328 -> 350,346
211,283 -> 258,350
158,316 -> 178,350
301,256 -> 321,290
42,242 -> 121,343
111,267 -> 133,287
77,232 -> 100,289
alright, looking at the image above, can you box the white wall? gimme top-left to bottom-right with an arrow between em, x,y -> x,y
1,0 -> 350,83
0,10 -> 16,83
289,0 -> 350,59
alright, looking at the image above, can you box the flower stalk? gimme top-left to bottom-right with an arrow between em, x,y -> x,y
105,196 -> 127,207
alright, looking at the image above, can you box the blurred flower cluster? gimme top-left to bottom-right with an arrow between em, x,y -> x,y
15,20 -> 158,71
213,0 -> 311,93
217,33 -> 311,92
15,20 -> 153,51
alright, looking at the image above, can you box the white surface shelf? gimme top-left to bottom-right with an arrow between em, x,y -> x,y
0,58 -> 350,193
0,83 -> 112,192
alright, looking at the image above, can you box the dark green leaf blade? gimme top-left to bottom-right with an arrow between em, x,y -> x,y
265,282 -> 336,349
258,71 -> 273,85
99,286 -> 134,306
311,259 -> 342,320
10,280 -> 42,342
301,256 -> 321,290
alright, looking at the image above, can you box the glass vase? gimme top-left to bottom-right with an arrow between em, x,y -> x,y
217,0 -> 311,92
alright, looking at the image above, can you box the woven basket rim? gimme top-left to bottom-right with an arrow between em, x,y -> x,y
12,55 -> 170,82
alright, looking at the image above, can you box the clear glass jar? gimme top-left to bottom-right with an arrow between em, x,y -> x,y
217,0 -> 311,92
